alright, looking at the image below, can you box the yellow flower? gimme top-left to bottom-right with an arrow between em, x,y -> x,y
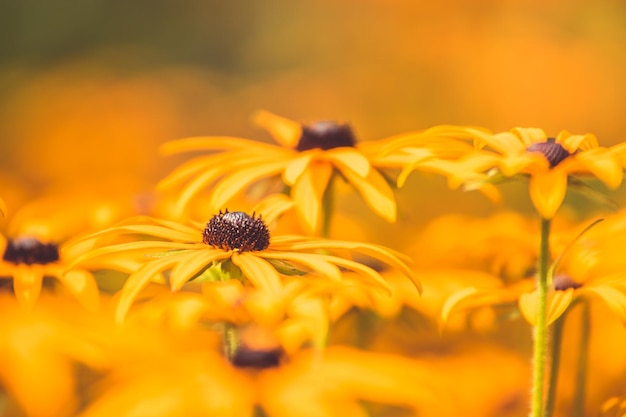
0,234 -> 100,310
0,294 -> 107,417
67,210 -> 417,323
520,211 -> 626,326
158,110 -> 460,234
444,127 -> 626,218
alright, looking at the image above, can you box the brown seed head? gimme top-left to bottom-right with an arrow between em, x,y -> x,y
2,237 -> 60,265
526,139 -> 571,168
203,210 -> 270,252
296,121 -> 356,152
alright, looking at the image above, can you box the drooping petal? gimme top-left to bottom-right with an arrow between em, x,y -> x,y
325,148 -> 371,178
252,110 -> 302,148
67,241 -> 198,270
283,153 -> 315,185
251,194 -> 295,226
585,285 -> 626,325
573,149 -> 623,189
337,165 -> 396,223
441,285 -> 522,326
260,251 -> 343,281
55,269 -> 100,311
230,252 -> 283,295
528,168 -> 568,219
291,161 -> 334,234
12,266 -> 44,308
169,250 -> 230,291
209,161 -> 289,210
115,255 -> 183,323
518,289 -> 574,326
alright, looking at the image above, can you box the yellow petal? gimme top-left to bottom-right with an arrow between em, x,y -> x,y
209,161 -> 288,210
557,130 -> 598,152
528,169 -> 568,219
586,285 -> 626,325
574,150 -> 623,189
56,269 -> 100,311
115,256 -> 182,323
510,127 -> 547,148
169,250 -> 229,291
283,153 -> 314,185
251,109 -> 302,148
326,148 -> 371,178
291,161 -> 333,234
337,166 -> 396,223
13,266 -> 43,309
260,252 -> 343,281
157,155 -> 217,190
518,289 -> 574,326
0,197 -> 6,218
231,252 -> 283,294
251,194 -> 295,226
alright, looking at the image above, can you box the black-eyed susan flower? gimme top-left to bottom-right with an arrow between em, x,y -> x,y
67,209 -> 418,323
519,211 -> 626,326
0,234 -> 100,310
157,110 -> 467,234
417,127 -> 626,219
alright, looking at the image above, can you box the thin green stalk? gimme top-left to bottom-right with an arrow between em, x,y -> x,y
544,314 -> 566,417
531,217 -> 551,417
572,301 -> 590,417
321,173 -> 336,238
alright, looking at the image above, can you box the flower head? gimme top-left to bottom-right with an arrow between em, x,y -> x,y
66,209 -> 418,323
0,234 -> 99,310
158,110 -> 457,234
431,127 -> 626,218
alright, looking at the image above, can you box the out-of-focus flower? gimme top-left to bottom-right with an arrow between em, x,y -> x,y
158,110 -> 466,234
420,127 -> 626,218
520,211 -> 626,326
0,294 -> 108,417
0,234 -> 100,310
67,209 -> 417,322
598,395 -> 626,417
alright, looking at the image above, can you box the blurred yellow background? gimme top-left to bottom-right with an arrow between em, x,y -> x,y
1,0 -> 625,209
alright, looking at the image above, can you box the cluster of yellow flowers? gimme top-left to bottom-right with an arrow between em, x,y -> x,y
2,110 -> 626,417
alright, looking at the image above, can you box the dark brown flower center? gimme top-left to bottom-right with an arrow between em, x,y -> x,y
230,345 -> 283,368
526,139 -> 571,168
2,237 -> 60,265
553,273 -> 582,291
203,211 -> 270,252
296,121 -> 356,152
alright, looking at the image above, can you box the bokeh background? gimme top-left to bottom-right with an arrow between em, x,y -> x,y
1,0 -> 626,230
2,3 -> 626,416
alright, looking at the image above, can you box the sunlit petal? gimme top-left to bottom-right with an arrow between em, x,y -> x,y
169,250 -> 229,291
291,161 -> 333,234
326,148 -> 371,178
231,252 -> 282,295
252,109 -> 302,148
283,153 -> 314,185
528,168 -> 568,219
12,266 -> 44,308
337,166 -> 396,223
55,269 -> 100,311
115,255 -> 183,323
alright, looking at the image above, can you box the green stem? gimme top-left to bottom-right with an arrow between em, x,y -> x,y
544,313 -> 566,417
321,173 -> 336,238
572,301 -> 590,417
531,217 -> 551,417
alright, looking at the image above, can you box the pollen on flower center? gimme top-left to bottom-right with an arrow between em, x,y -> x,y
202,210 -> 270,252
526,139 -> 571,168
296,121 -> 357,152
2,237 -> 60,265
553,273 -> 582,291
